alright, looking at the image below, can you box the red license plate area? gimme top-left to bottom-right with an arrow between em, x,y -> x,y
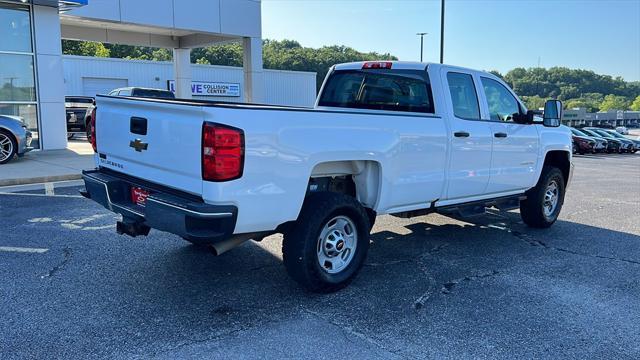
130,186 -> 150,207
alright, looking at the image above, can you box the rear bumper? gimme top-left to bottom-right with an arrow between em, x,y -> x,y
82,169 -> 237,244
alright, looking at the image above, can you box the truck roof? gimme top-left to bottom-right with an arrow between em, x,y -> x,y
333,61 -> 493,77
334,61 -> 428,71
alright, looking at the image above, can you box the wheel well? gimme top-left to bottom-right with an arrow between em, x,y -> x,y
307,160 -> 381,222
0,128 -> 16,141
543,150 -> 570,185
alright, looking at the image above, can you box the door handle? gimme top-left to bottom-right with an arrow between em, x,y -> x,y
494,132 -> 508,138
454,131 -> 470,138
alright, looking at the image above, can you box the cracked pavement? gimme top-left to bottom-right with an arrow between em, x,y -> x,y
1,153 -> 639,359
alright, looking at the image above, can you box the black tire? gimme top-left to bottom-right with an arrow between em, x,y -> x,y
0,130 -> 17,165
520,166 -> 565,228
282,192 -> 371,293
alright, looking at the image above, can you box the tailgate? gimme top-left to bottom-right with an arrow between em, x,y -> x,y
95,96 -> 204,195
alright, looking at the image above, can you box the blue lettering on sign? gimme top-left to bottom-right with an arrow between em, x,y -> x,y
167,80 -> 241,97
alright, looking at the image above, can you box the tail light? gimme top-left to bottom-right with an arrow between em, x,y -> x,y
202,122 -> 244,181
362,62 -> 392,69
90,107 -> 97,152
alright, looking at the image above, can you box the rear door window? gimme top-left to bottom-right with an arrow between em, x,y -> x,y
446,72 -> 480,120
318,69 -> 434,113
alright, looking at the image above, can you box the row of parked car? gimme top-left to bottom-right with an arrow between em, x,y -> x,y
570,127 -> 639,155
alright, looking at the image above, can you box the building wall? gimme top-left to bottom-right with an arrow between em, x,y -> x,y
62,55 -> 317,107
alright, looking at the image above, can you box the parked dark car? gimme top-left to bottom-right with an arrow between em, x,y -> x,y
570,131 -> 596,154
586,128 -> 635,153
579,128 -> 622,153
603,129 -> 639,153
65,96 -> 94,139
570,127 -> 606,153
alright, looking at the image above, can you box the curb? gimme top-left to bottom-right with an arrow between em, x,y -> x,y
0,174 -> 82,187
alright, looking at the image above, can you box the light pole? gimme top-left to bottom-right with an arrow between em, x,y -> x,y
440,0 -> 445,64
417,32 -> 427,62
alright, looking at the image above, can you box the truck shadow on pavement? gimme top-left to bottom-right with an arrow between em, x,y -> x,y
122,209 -> 640,325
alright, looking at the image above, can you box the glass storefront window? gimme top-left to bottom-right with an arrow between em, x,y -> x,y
0,53 -> 36,102
0,104 -> 38,149
0,2 -> 32,53
0,2 -> 38,149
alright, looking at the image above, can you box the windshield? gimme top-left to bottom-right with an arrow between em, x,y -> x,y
579,129 -> 599,138
593,129 -> 616,139
318,69 -> 435,113
606,131 -> 626,139
571,128 -> 589,137
132,89 -> 175,99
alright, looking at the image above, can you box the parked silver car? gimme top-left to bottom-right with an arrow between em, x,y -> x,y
0,115 -> 33,164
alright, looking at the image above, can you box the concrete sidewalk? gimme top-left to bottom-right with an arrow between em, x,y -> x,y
0,141 -> 95,186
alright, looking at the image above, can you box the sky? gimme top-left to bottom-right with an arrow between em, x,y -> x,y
262,0 -> 640,81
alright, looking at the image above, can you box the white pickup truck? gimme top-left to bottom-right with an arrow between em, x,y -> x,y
82,61 -> 573,292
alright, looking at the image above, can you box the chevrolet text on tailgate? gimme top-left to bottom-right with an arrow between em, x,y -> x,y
81,61 -> 573,293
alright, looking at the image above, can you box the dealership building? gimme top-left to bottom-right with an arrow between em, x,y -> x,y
562,108 -> 640,128
0,0 -> 315,151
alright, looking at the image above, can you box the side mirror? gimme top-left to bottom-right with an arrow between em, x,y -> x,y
543,100 -> 562,127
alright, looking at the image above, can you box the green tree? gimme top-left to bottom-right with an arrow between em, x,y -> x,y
62,40 -> 109,57
488,70 -> 504,81
599,94 -> 631,111
630,95 -> 640,111
151,48 -> 172,61
522,95 -> 545,110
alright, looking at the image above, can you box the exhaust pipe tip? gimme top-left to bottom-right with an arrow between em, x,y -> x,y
209,232 -> 271,256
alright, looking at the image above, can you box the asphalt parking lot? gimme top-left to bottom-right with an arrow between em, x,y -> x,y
1,154 -> 639,359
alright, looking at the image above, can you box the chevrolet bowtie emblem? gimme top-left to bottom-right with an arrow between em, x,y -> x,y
129,139 -> 148,152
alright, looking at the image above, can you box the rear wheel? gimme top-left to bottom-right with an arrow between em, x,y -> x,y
282,192 -> 370,293
0,130 -> 17,164
520,166 -> 565,228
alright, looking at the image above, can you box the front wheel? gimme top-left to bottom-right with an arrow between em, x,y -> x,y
282,192 -> 371,293
520,166 -> 565,228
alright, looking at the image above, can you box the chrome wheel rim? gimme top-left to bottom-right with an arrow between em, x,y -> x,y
543,180 -> 559,217
0,133 -> 13,162
317,215 -> 357,274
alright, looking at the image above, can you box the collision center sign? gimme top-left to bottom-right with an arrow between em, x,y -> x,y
167,80 -> 241,97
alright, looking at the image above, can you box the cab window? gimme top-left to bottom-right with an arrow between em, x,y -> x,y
446,72 -> 480,120
481,77 -> 520,122
318,69 -> 435,113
